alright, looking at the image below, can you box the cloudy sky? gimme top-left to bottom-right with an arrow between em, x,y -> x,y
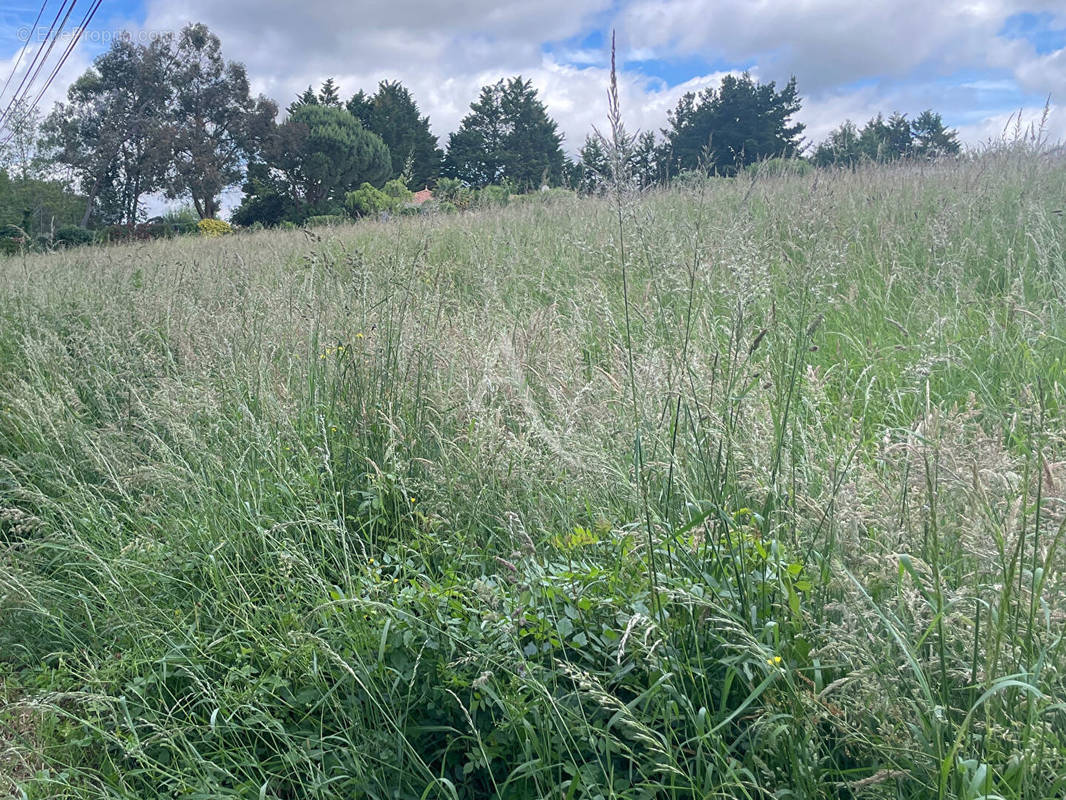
2,0 -> 1064,156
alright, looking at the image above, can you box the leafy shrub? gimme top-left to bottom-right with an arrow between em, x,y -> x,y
54,225 -> 95,248
160,205 -> 200,227
345,179 -> 414,218
147,223 -> 175,239
231,191 -> 301,228
198,218 -> 233,237
475,184 -> 511,208
434,177 -> 473,209
345,183 -> 390,217
0,229 -> 32,257
382,178 -> 413,205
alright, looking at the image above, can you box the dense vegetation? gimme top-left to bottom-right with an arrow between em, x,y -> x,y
1,141 -> 1064,798
0,20 -> 966,247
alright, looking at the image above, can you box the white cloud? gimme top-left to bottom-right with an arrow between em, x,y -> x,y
3,0 -> 1064,174
507,60 -> 739,151
143,0 -> 611,79
960,79 -> 1018,91
1012,46 -> 1066,96
954,104 -> 1064,145
137,0 -> 737,154
615,0 -> 1059,93
135,0 -> 1063,154
618,0 -> 999,90
0,47 -> 94,126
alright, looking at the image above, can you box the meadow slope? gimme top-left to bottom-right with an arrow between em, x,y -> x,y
2,151 -> 1065,799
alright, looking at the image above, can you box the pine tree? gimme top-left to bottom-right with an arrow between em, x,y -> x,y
632,130 -> 660,188
346,90 -> 372,129
815,108 -> 960,166
575,129 -> 661,193
858,113 -> 913,161
813,120 -> 861,167
443,77 -> 564,189
235,104 -> 391,222
287,86 -> 319,116
911,110 -> 960,158
576,134 -> 609,193
663,73 -> 804,176
318,78 -> 341,108
885,113 -> 913,160
356,81 -> 442,187
443,81 -> 507,187
498,77 -> 565,188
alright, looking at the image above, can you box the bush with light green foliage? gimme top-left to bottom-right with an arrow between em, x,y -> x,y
382,177 -> 413,205
346,178 -> 414,218
433,176 -> 473,209
474,183 -> 511,207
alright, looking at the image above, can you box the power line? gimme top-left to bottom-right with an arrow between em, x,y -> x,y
0,0 -> 74,130
0,0 -> 48,108
23,0 -> 104,120
5,0 -> 79,124
1,0 -> 106,150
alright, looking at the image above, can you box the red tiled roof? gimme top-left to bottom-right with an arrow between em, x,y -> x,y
411,189 -> 433,205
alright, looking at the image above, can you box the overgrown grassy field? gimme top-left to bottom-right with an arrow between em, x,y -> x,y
1,149 -> 1065,799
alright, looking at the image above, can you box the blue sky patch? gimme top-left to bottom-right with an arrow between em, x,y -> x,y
544,29 -> 756,90
1000,12 -> 1066,55
622,53 -> 754,88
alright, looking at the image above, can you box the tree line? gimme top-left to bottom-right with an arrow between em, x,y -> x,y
0,22 -> 963,237
813,111 -> 960,165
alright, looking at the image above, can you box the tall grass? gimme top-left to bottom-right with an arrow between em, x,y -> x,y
1,142 -> 1065,799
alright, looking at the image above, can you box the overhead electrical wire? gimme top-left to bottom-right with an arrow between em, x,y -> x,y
18,0 -> 82,109
0,0 -> 74,131
23,0 -> 105,119
0,0 -> 105,145
0,0 -> 48,109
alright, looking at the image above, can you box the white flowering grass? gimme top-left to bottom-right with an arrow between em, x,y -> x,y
1,145 -> 1065,799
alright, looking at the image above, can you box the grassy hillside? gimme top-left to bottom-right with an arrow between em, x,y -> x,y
1,149 -> 1065,799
